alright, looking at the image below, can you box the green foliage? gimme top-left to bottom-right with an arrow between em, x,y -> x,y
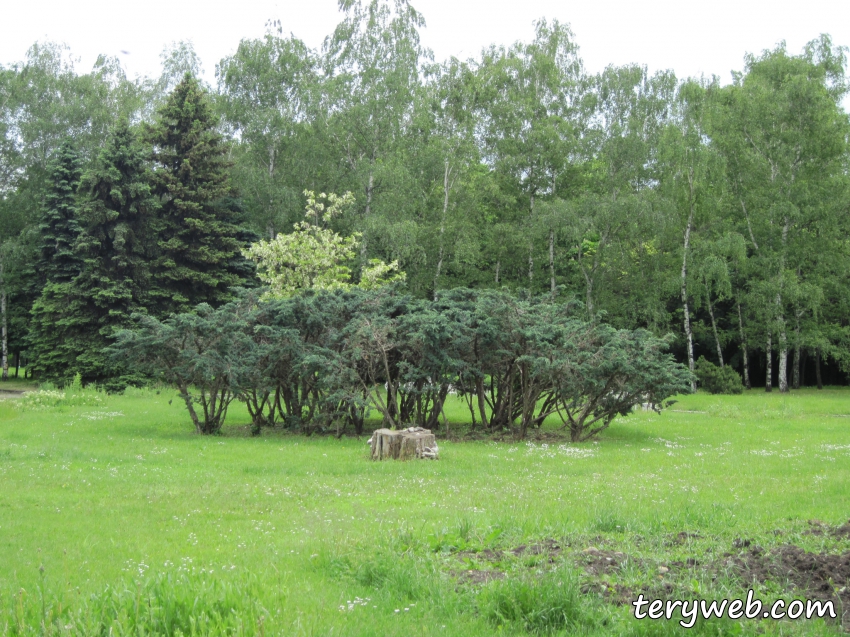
695,356 -> 744,394
27,142 -> 86,384
112,300 -> 255,434
478,566 -> 593,634
34,139 -> 83,286
146,73 -> 250,315
114,286 -> 690,439
243,191 -> 404,299
5,19 -> 850,395
29,121 -> 159,388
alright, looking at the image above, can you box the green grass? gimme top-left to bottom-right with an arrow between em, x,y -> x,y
0,374 -> 36,392
0,386 -> 848,635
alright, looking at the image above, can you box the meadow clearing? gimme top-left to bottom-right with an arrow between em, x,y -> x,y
0,385 -> 848,636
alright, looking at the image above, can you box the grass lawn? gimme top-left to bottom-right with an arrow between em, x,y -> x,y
0,386 -> 848,635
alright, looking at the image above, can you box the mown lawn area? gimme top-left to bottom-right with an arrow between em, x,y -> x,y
0,387 -> 848,635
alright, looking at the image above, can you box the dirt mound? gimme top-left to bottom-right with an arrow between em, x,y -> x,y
510,539 -> 562,558
454,568 -> 505,585
669,531 -> 702,545
580,547 -> 633,575
451,540 -> 563,586
454,539 -> 563,564
804,519 -> 850,539
732,545 -> 850,628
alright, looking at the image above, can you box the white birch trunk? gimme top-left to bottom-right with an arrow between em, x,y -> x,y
776,216 -> 790,393
707,300 -> 724,367
549,228 -> 555,297
737,302 -> 750,389
433,161 -> 450,300
528,189 -> 535,287
778,328 -> 789,393
680,197 -> 696,390
360,170 -> 374,269
765,333 -> 772,392
0,262 -> 7,382
792,310 -> 801,390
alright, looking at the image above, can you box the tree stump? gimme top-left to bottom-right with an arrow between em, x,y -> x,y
369,427 -> 438,460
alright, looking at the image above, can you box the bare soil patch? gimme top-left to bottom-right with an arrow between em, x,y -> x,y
804,518 -> 850,539
580,547 -> 634,576
454,569 -> 506,585
731,545 -> 850,628
454,539 -> 564,565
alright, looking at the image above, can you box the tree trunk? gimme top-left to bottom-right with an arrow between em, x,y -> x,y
680,205 -> 696,391
475,377 -> 490,429
528,242 -> 534,287
778,324 -> 789,393
494,260 -> 500,285
0,263 -> 7,382
364,170 -> 374,218
792,312 -> 801,390
434,161 -> 451,301
776,218 -> 789,393
737,302 -> 750,389
14,352 -> 19,379
178,385 -> 203,434
765,333 -> 772,392
549,227 -> 556,297
369,428 -> 438,460
707,299 -> 724,367
360,169 -> 374,271
815,347 -> 823,390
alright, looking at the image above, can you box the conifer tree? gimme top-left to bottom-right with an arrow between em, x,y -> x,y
146,73 -> 248,316
28,140 -> 84,381
35,139 -> 84,284
30,121 -> 159,385
69,119 -> 159,385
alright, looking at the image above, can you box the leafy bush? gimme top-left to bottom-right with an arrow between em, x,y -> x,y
111,302 -> 255,434
695,357 -> 743,394
113,287 -> 693,438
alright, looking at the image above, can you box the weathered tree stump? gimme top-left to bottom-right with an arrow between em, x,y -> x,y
369,427 -> 438,460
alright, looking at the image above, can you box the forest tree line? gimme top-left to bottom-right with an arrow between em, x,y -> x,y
1,0 -> 849,393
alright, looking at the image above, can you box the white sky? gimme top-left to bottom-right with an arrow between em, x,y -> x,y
2,0 -> 849,91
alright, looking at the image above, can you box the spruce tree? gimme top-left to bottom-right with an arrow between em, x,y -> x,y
69,119 -> 159,385
30,122 -> 158,385
147,73 -> 248,316
28,140 -> 84,382
35,139 -> 84,284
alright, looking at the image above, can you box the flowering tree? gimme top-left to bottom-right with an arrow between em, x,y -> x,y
243,191 -> 404,298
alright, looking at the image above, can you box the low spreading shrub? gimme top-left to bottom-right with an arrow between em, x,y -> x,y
695,357 -> 743,394
113,287 -> 693,438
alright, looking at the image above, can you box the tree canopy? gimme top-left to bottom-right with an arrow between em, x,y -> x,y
0,4 -> 848,394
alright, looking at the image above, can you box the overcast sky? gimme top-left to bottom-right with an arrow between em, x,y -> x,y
2,0 -> 849,91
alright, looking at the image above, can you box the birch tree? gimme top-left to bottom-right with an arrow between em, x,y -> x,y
713,36 -> 849,391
